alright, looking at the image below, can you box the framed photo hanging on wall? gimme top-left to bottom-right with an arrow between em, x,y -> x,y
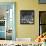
20,10 -> 34,24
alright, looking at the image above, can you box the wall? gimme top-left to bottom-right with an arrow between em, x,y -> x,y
16,0 -> 35,39
0,0 -> 46,40
16,0 -> 39,40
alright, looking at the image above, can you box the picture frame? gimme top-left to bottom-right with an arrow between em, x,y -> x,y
39,0 -> 46,4
20,10 -> 34,24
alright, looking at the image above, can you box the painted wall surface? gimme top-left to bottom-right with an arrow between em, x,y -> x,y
0,0 -> 46,40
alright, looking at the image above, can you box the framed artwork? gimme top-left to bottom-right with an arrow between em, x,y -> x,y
39,0 -> 46,4
39,11 -> 46,35
20,10 -> 34,24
